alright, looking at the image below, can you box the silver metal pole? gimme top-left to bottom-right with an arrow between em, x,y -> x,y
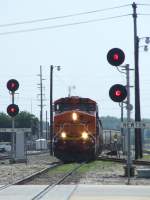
11,92 -> 15,161
126,64 -> 132,184
120,102 -> 124,153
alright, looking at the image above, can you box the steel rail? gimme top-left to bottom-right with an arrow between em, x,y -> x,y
98,155 -> 150,165
31,162 -> 86,200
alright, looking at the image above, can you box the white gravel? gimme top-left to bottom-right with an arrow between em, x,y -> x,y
1,154 -> 150,185
0,152 -> 58,184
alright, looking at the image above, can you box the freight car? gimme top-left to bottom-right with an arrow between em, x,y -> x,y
103,129 -> 122,156
53,96 -> 103,162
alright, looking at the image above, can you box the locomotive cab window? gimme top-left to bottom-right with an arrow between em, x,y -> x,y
54,102 -> 96,113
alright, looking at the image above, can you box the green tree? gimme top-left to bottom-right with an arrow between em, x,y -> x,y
0,111 -> 39,135
0,112 -> 11,128
15,111 -> 39,135
101,116 -> 121,130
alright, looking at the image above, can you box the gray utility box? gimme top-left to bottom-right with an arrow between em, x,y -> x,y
137,168 -> 150,178
0,128 -> 31,163
14,130 -> 27,162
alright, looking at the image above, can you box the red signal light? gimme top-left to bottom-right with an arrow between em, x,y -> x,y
11,83 -> 16,88
113,53 -> 119,61
10,107 -> 15,112
115,90 -> 121,97
109,84 -> 127,102
7,79 -> 19,92
107,48 -> 125,66
7,104 -> 19,117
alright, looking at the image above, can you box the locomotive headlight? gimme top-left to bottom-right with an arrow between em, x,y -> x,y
81,131 -> 88,140
72,112 -> 78,121
61,132 -> 67,139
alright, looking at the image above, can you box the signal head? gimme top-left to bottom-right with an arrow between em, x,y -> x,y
107,48 -> 125,66
7,79 -> 19,92
109,84 -> 127,102
7,104 -> 19,117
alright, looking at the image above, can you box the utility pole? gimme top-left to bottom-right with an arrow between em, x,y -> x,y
46,110 -> 48,140
37,65 -> 45,139
132,2 -> 142,159
40,65 -> 43,138
50,65 -> 61,156
50,65 -> 53,156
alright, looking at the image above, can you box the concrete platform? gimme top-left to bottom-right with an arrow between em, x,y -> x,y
0,185 -> 150,200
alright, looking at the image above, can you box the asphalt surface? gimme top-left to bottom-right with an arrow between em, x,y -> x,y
0,185 -> 150,200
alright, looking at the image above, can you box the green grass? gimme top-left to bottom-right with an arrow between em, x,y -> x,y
48,163 -> 79,174
142,154 -> 150,160
48,160 -> 124,175
78,161 -> 123,173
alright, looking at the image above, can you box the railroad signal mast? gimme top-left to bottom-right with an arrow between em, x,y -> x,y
107,48 -> 133,184
107,48 -> 127,103
7,79 -> 19,161
7,79 -> 19,117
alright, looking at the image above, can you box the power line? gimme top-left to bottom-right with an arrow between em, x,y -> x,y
138,13 -> 150,16
0,4 -> 131,28
0,14 -> 131,36
138,4 -> 150,6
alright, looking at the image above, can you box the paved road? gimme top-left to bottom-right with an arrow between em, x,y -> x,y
0,185 -> 150,199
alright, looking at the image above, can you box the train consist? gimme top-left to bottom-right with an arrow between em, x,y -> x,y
53,96 -> 103,162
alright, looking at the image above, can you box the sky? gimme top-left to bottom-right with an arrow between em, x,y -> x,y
0,0 -> 150,121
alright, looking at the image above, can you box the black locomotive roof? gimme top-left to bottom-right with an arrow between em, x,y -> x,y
54,96 -> 96,104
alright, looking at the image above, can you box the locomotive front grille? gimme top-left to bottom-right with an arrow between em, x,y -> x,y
62,123 -> 87,137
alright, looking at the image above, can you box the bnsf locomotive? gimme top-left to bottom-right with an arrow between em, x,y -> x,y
53,96 -> 103,162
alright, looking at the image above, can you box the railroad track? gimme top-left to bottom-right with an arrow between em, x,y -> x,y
0,151 -> 50,161
98,155 -> 150,165
0,155 -> 10,160
0,161 -> 62,192
31,162 -> 86,200
27,150 -> 50,156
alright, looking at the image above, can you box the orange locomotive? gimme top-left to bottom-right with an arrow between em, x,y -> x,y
53,96 -> 103,162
